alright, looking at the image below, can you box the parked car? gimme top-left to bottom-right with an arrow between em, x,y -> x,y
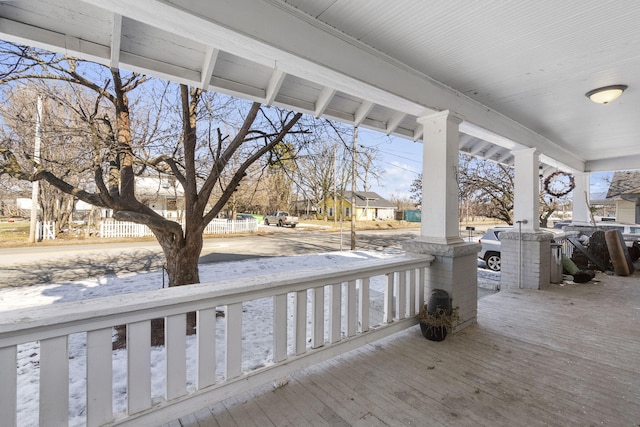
479,226 -> 567,271
478,227 -> 510,271
235,213 -> 255,221
264,211 -> 299,227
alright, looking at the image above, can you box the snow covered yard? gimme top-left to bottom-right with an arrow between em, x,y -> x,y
1,249 -> 401,426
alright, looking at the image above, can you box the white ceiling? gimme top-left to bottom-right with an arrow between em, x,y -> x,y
1,0 -> 639,173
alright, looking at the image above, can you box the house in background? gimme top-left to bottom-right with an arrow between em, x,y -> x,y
319,191 -> 396,220
606,171 -> 640,223
292,198 -> 318,217
589,191 -> 616,221
134,176 -> 184,220
17,176 -> 185,221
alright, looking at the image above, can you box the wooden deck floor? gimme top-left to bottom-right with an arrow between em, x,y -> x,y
169,272 -> 640,427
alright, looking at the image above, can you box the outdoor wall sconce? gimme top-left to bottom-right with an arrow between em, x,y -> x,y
585,85 -> 627,104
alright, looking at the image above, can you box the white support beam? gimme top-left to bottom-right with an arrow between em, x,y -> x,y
386,112 -> 406,135
200,46 -> 219,89
469,140 -> 490,156
418,110 -> 464,244
110,13 -> 122,69
354,101 -> 374,127
540,165 -> 554,177
412,126 -> 423,142
495,151 -> 513,164
572,172 -> 591,224
315,87 -> 336,118
458,134 -> 475,150
482,144 -> 503,161
265,69 -> 286,106
64,34 -> 80,54
586,154 -> 640,172
4,0 -> 588,172
512,148 -> 540,231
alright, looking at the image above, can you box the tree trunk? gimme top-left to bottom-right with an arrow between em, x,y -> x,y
156,230 -> 203,286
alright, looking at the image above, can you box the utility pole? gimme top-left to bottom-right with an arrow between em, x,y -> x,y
29,96 -> 42,243
350,127 -> 358,250
333,144 -> 337,227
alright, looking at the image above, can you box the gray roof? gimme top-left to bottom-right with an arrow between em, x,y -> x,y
341,191 -> 396,209
606,171 -> 640,199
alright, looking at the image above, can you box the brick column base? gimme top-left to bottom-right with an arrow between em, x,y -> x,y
499,231 -> 553,290
403,240 -> 481,332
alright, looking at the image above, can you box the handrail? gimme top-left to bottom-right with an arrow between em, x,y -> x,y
0,254 -> 433,426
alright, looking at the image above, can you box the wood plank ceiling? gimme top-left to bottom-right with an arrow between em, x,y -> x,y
1,0 -> 640,173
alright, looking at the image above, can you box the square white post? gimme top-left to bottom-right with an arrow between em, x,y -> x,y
405,110 -> 480,332
512,148 -> 540,231
571,172 -> 591,223
417,110 -> 463,244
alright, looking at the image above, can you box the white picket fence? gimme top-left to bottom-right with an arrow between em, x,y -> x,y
0,254 -> 434,426
36,221 -> 56,240
99,218 -> 259,238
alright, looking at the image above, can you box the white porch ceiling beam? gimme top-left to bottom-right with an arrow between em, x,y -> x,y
586,154 -> 640,172
540,165 -> 554,177
110,13 -> 122,69
265,69 -> 286,106
469,141 -> 490,157
314,87 -> 336,118
6,0 -> 585,170
0,17 -> 203,86
385,112 -> 406,135
458,134 -> 475,150
45,0 -> 586,170
354,101 -> 374,127
495,151 -> 512,164
0,18 -> 108,64
200,47 -> 220,89
412,127 -> 423,142
482,144 -> 503,161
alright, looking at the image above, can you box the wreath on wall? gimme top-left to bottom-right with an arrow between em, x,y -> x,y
544,171 -> 575,197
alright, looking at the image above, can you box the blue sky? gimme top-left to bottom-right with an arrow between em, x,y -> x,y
358,128 -> 613,201
357,129 -> 422,200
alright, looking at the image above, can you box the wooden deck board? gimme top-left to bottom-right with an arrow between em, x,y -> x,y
175,272 -> 640,426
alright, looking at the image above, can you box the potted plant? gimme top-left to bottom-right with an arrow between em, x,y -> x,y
417,289 -> 461,341
417,305 -> 461,341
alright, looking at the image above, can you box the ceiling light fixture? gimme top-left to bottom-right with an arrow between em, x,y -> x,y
585,84 -> 627,104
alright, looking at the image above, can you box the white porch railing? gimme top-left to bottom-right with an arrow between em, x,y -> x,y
99,218 -> 259,238
0,254 -> 433,426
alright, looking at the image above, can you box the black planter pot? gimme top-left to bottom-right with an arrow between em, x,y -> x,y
427,289 -> 451,316
420,322 -> 448,341
420,289 -> 451,341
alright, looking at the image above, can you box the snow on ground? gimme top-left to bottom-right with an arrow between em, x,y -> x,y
2,249 -> 404,426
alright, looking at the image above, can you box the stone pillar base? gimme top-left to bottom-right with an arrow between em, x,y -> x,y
403,240 -> 481,332
499,231 -> 553,290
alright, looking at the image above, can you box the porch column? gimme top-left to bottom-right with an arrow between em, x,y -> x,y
572,172 -> 591,224
513,148 -> 540,231
418,110 -> 463,244
501,148 -> 553,289
404,110 -> 480,332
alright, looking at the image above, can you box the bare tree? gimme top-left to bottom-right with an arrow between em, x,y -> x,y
0,83 -> 99,232
410,153 -> 560,226
0,43 -> 306,286
458,154 -> 514,224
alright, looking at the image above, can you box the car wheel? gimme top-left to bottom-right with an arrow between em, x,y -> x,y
485,252 -> 501,271
264,219 -> 269,225
290,224 -> 296,228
